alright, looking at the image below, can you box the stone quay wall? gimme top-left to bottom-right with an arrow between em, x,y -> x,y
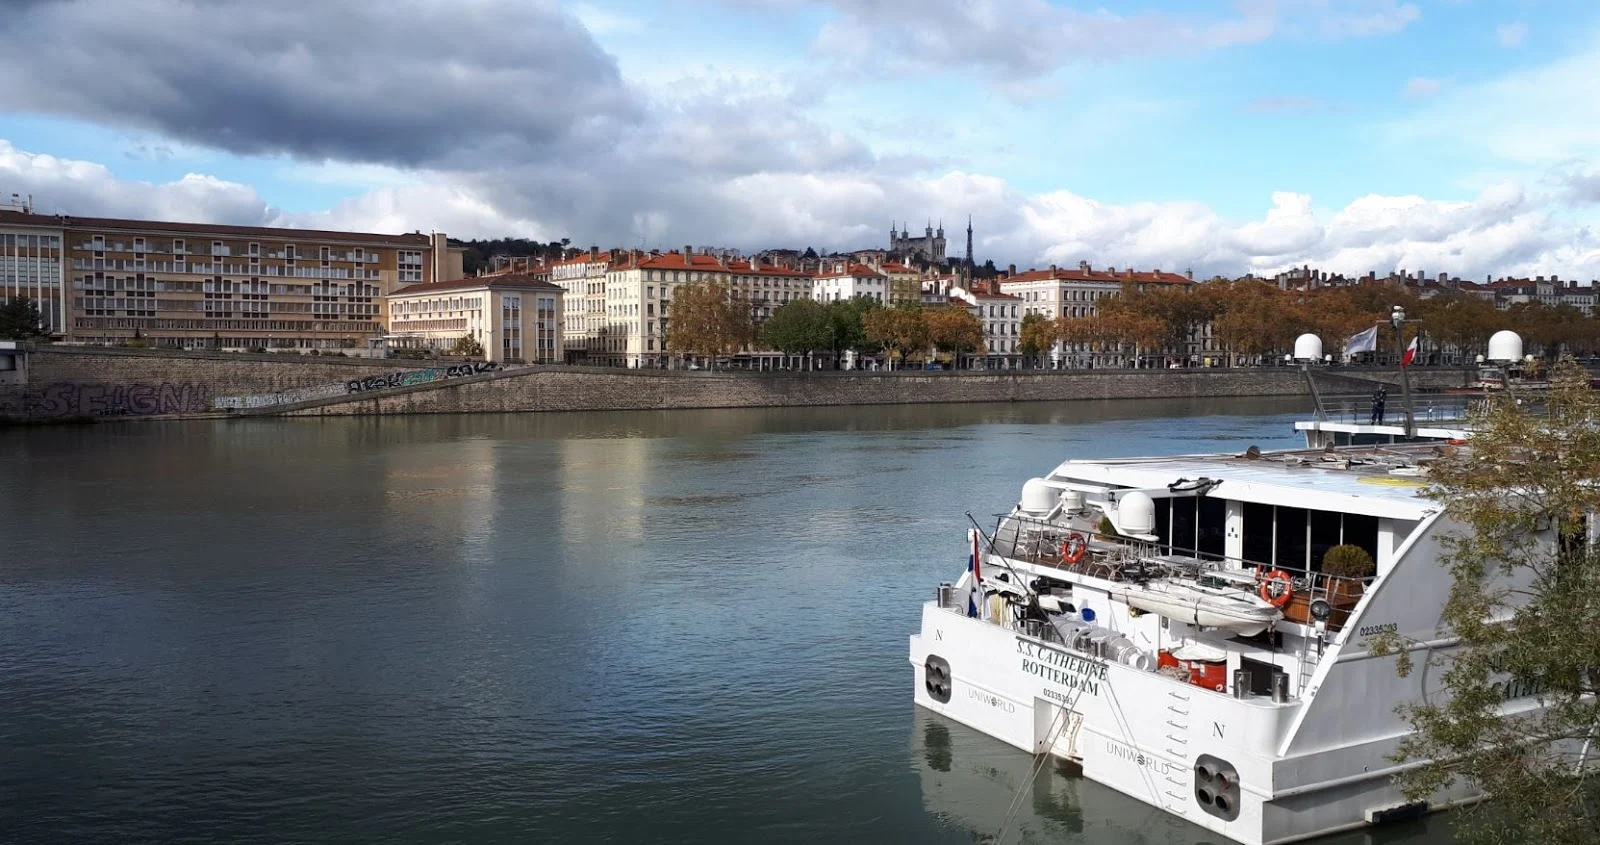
285,365 -> 1470,417
0,346 -> 426,419
0,345 -> 1473,421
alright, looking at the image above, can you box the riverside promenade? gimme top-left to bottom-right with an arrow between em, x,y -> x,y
0,345 -> 1471,423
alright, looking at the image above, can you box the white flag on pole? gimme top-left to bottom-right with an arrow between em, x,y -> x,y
1343,325 -> 1378,356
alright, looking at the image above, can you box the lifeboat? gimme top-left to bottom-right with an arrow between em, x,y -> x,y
1111,577 -> 1283,636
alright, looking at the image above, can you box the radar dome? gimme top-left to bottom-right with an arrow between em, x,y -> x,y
1116,490 -> 1156,537
1020,478 -> 1055,513
1487,330 -> 1523,363
1293,333 -> 1323,362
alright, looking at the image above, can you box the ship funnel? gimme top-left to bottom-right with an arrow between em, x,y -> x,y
1487,330 -> 1523,363
1292,333 -> 1322,362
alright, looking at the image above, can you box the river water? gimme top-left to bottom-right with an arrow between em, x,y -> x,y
0,398 -> 1453,844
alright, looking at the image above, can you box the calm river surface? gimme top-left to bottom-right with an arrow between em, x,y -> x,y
0,398 -> 1454,845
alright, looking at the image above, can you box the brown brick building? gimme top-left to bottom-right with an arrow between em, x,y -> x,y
0,206 -> 464,351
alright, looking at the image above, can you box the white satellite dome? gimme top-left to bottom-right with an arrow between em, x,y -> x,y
1020,478 -> 1055,514
1293,333 -> 1323,362
1115,490 -> 1156,537
1487,330 -> 1523,363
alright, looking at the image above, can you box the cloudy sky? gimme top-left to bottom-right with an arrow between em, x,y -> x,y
0,0 -> 1597,279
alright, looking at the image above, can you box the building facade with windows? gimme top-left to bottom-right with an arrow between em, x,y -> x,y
951,285 -> 1022,362
548,250 -> 613,363
0,209 -> 464,350
602,250 -> 731,368
813,262 -> 887,304
386,274 -> 562,363
1000,262 -> 1204,365
0,206 -> 65,335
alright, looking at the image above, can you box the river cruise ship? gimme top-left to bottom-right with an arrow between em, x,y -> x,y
908,435 -> 1549,844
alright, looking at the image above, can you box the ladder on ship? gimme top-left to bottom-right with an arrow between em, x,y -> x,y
1159,688 -> 1194,814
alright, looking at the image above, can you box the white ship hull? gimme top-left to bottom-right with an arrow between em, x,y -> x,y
910,602 -> 1476,844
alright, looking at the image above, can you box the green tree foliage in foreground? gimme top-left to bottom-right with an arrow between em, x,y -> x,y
760,298 -> 832,355
0,296 -> 47,340
1382,359 -> 1600,843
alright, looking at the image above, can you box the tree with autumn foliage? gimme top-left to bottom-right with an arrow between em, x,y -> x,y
1373,359 -> 1600,844
863,303 -> 931,368
926,306 -> 984,359
664,280 -> 753,366
1018,312 -> 1059,365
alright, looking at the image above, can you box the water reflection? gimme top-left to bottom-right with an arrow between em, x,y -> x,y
912,710 -> 1454,845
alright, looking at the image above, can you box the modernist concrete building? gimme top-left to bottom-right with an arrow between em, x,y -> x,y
0,203 -> 464,351
386,273 -> 563,364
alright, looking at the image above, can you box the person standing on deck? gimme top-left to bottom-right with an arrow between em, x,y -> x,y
1370,385 -> 1388,424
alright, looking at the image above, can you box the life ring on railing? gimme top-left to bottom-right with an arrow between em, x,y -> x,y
1061,532 -> 1088,564
1257,569 -> 1294,608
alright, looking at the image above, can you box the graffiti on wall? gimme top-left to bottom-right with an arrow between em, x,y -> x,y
29,383 -> 211,417
209,362 -> 501,410
345,362 -> 498,394
210,381 -> 349,410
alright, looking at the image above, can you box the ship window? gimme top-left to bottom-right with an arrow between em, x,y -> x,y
1242,502 -> 1274,567
1276,507 -> 1308,572
1343,513 -> 1379,566
1197,497 -> 1226,561
1153,498 -> 1172,552
1171,498 -> 1196,556
1310,510 -> 1343,572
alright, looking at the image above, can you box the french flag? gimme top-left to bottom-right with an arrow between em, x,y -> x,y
967,529 -> 983,619
1401,335 -> 1419,367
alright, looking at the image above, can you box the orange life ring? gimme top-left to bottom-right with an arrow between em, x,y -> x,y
1257,569 -> 1294,607
1061,532 -> 1088,564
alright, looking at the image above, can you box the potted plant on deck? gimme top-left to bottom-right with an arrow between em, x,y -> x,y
1317,544 -> 1375,627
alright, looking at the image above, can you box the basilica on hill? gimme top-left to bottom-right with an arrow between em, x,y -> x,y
888,221 -> 948,264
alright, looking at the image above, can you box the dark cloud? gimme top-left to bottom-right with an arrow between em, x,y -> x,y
0,0 -> 639,168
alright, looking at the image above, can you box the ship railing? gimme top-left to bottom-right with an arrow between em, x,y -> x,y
991,513 -> 1376,633
1319,395 -> 1483,425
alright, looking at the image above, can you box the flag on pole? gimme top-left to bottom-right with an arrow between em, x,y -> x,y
1401,335 -> 1419,367
967,529 -> 983,619
1344,325 -> 1378,356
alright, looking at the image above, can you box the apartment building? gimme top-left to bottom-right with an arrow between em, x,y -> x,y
0,207 -> 465,350
951,284 -> 1022,362
813,262 -> 887,304
880,262 -> 922,304
1000,262 -> 1204,365
600,250 -> 724,367
548,249 -> 613,362
724,258 -> 813,328
387,274 -> 562,363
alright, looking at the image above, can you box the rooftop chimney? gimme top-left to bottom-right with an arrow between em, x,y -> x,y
1008,263 -> 1017,276
589,246 -> 598,260
1079,260 -> 1090,273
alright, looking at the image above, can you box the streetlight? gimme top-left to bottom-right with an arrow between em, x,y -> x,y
1389,305 -> 1417,437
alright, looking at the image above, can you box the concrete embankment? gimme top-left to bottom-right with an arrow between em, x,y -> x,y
0,345 -> 1472,422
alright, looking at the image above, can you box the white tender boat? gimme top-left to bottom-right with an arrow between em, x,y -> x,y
1112,574 -> 1282,637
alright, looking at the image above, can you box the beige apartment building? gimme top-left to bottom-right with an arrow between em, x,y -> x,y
597,249 -> 814,368
387,274 -> 563,363
548,249 -> 613,363
0,205 -> 464,351
999,262 -> 1209,366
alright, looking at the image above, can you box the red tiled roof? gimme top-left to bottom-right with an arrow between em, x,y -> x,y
0,209 -> 436,247
816,263 -> 885,279
391,273 -> 562,296
725,258 -> 812,277
1002,267 -> 1193,285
